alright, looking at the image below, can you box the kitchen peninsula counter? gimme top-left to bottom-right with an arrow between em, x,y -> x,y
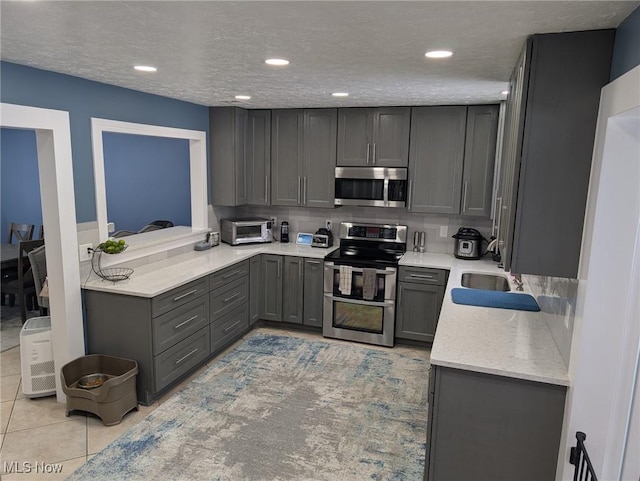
400,252 -> 569,386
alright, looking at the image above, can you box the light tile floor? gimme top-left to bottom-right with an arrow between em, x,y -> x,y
0,327 -> 430,480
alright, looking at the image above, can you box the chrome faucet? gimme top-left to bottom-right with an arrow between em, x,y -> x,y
513,273 -> 524,292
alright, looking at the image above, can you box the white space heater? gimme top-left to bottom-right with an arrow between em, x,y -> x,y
20,316 -> 56,397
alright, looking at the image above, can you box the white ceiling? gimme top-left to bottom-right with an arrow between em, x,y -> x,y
1,1 -> 637,109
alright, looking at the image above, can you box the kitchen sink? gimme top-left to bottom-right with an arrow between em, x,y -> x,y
461,273 -> 511,292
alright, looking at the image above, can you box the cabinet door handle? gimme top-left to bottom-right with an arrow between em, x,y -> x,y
366,143 -> 370,165
372,143 -> 377,165
302,177 -> 307,205
173,289 -> 198,302
265,175 -> 269,204
223,292 -> 241,303
174,315 -> 198,330
175,348 -> 198,365
306,260 -> 321,265
407,180 -> 413,210
462,181 -> 469,213
495,196 -> 503,239
224,319 -> 243,333
223,269 -> 243,279
297,177 -> 301,204
277,260 -> 282,279
299,260 -> 303,281
408,274 -> 435,279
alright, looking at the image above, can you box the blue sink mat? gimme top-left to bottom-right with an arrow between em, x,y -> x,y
451,288 -> 540,312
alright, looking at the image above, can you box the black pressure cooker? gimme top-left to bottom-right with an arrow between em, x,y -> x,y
452,227 -> 488,259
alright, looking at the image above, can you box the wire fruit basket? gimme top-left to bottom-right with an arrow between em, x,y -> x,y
91,245 -> 134,282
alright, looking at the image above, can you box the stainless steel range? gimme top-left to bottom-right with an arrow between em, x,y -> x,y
323,222 -> 407,347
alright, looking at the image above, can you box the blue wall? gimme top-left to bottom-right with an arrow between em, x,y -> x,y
0,61 -> 209,223
611,6 -> 640,80
103,133 -> 191,232
0,128 -> 42,242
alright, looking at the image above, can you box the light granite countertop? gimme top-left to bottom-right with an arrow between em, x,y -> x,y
82,242 -> 337,298
83,245 -> 569,387
400,252 -> 569,386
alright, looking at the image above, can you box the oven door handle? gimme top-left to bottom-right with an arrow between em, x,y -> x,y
323,294 -> 395,307
324,261 -> 396,276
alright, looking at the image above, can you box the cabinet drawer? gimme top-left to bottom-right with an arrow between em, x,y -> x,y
152,295 -> 209,356
399,266 -> 448,286
210,276 -> 249,321
154,326 -> 210,392
152,277 -> 209,318
209,260 -> 249,291
211,304 -> 249,354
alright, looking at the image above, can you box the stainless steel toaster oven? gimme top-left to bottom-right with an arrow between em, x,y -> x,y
220,218 -> 273,245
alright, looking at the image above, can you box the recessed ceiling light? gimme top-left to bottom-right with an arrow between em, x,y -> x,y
134,65 -> 157,72
265,58 -> 290,66
235,95 -> 251,100
332,92 -> 349,97
501,90 -> 510,95
425,50 -> 453,59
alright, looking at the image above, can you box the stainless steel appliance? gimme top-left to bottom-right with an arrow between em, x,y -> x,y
334,167 -> 407,208
452,227 -> 486,259
220,218 -> 273,245
323,222 -> 407,347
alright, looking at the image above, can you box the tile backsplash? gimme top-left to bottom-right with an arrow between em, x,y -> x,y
232,205 -> 492,255
524,274 -> 578,368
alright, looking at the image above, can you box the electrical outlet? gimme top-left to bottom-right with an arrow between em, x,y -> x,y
79,243 -> 93,261
270,216 -> 277,228
439,226 -> 448,237
326,220 -> 332,231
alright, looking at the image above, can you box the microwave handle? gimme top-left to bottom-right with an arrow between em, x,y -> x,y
383,176 -> 389,207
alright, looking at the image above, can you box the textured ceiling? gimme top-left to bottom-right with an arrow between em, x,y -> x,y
1,1 -> 637,108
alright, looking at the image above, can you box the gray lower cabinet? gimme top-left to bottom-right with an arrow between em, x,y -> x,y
425,366 -> 567,481
83,261 -> 251,405
282,256 -> 304,324
259,254 -> 323,326
271,109 -> 336,208
408,107 -> 466,214
260,254 -> 283,321
497,30 -> 614,278
247,110 -> 272,205
396,266 -> 448,343
337,107 -> 410,167
249,255 -> 261,325
303,258 -> 324,327
84,278 -> 212,405
210,107 -> 248,206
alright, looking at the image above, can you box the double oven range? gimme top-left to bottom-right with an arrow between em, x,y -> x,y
323,222 -> 407,347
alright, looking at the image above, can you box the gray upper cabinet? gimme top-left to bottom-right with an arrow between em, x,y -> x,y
271,109 -> 303,206
408,106 -> 466,214
497,30 -> 614,278
210,107 -> 248,206
303,258 -> 324,327
271,109 -> 337,208
461,105 -> 499,217
247,110 -> 272,205
337,107 -> 410,167
282,256 -> 304,324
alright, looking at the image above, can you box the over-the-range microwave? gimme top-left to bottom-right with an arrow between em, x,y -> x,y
221,218 -> 273,245
334,167 -> 408,208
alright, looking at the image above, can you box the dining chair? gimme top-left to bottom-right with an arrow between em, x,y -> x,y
7,222 -> 35,244
1,239 -> 44,323
28,244 -> 48,316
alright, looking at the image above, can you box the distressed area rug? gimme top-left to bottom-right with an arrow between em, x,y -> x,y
67,333 -> 429,481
